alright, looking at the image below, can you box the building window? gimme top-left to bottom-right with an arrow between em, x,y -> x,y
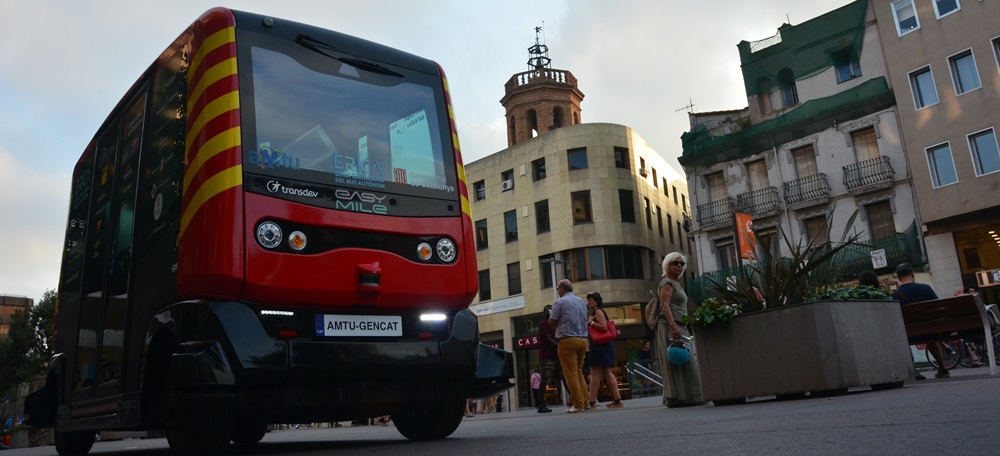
568,246 -> 643,282
908,66 -> 939,109
746,159 -> 769,190
833,48 -> 862,83
504,210 -> 518,242
571,191 -> 592,224
803,216 -> 829,246
535,200 -> 551,234
706,172 -> 725,201
507,262 -> 521,296
568,147 -> 588,170
756,77 -> 773,115
994,37 -> 1000,71
500,169 -> 514,192
662,178 -> 668,194
926,142 -> 959,187
715,239 -> 737,271
672,186 -> 679,205
778,68 -> 799,108
614,147 -> 629,169
618,190 -> 635,223
948,49 -> 981,95
652,168 -> 658,187
682,195 -> 687,211
866,201 -> 896,240
532,158 -> 546,181
644,198 -> 653,230
474,180 -> 486,201
668,214 -> 674,243
933,0 -> 960,18
792,146 -> 819,178
677,222 -> 684,251
969,128 -> 1000,176
478,270 -> 491,301
892,0 -> 920,36
475,219 -> 489,250
852,127 -> 881,161
656,206 -> 663,237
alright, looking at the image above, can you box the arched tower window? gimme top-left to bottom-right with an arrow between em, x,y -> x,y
508,115 -> 517,145
527,109 -> 539,138
552,106 -> 565,129
777,68 -> 798,108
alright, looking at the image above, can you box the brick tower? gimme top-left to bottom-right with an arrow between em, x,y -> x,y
499,27 -> 584,147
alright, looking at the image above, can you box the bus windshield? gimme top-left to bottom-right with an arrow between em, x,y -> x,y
245,39 -> 457,205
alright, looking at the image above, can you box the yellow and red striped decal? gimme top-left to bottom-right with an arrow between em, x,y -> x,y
441,74 -> 472,219
180,25 -> 242,239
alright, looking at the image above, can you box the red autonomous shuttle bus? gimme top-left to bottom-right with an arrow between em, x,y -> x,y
26,8 -> 512,455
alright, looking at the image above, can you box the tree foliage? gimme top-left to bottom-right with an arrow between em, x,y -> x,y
0,289 -> 55,398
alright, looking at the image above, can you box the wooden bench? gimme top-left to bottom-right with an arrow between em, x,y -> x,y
899,293 -> 996,376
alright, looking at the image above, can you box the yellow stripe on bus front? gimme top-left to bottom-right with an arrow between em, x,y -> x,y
180,164 -> 243,239
183,126 -> 242,193
188,27 -> 236,82
188,58 -> 238,114
461,194 -> 471,218
185,91 -> 240,159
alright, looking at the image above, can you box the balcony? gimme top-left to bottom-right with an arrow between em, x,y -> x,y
843,156 -> 894,196
782,173 -> 832,210
696,197 -> 736,229
736,187 -> 782,218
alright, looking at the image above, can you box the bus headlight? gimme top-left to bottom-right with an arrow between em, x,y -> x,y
288,231 -> 307,251
417,242 -> 433,261
256,221 -> 283,249
436,238 -> 457,263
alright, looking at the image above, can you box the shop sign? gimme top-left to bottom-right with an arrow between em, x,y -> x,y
513,335 -> 540,350
482,340 -> 502,349
470,295 -> 525,316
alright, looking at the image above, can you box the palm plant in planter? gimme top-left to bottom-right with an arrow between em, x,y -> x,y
691,211 -> 913,404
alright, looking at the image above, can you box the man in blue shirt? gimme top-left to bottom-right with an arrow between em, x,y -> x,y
891,262 -> 950,379
548,279 -> 589,412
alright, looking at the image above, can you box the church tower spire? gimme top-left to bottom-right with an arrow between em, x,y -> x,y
499,25 -> 584,147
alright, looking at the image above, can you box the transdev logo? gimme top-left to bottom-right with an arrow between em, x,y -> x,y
266,180 -> 318,198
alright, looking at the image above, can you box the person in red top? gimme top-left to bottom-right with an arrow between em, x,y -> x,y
536,305 -> 560,413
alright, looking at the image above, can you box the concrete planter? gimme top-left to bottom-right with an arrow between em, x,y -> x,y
694,300 -> 913,403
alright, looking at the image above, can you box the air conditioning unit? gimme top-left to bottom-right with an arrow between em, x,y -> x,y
639,168 -> 648,177
501,179 -> 514,191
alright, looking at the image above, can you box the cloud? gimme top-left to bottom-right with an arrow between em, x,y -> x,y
0,146 -> 70,301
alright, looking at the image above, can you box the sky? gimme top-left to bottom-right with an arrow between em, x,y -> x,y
1,0 -> 854,303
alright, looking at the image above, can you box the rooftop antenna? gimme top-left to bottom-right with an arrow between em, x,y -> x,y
675,98 -> 695,113
527,22 -> 551,70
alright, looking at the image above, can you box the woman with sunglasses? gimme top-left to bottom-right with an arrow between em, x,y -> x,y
655,252 -> 704,408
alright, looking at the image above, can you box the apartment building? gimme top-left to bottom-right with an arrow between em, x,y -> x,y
680,0 -> 923,301
872,0 -> 1000,301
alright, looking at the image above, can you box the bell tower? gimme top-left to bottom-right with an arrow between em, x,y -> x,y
499,26 -> 585,147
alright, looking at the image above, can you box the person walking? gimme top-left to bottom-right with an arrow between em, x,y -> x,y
548,279 -> 590,413
655,252 -> 704,407
537,305 -> 560,413
586,292 -> 624,409
891,262 -> 950,379
530,367 -> 544,411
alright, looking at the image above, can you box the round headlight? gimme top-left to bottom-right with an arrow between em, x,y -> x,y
436,238 -> 457,263
288,231 -> 307,251
417,242 -> 433,261
256,221 -> 283,249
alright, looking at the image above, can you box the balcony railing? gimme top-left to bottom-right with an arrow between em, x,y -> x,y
736,186 -> 782,216
696,197 -> 736,227
783,173 -> 832,207
843,156 -> 894,194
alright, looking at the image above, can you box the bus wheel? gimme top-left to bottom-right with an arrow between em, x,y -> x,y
231,420 -> 268,445
54,430 -> 95,455
392,397 -> 465,441
165,395 -> 234,455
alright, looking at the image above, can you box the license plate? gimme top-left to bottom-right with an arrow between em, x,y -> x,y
315,314 -> 402,337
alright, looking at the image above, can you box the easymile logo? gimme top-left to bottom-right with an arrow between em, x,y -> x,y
266,180 -> 318,198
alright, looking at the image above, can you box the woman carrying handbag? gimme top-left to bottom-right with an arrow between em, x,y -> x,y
586,292 -> 624,409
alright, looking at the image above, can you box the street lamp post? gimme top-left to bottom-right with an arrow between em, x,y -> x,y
539,258 -> 567,302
